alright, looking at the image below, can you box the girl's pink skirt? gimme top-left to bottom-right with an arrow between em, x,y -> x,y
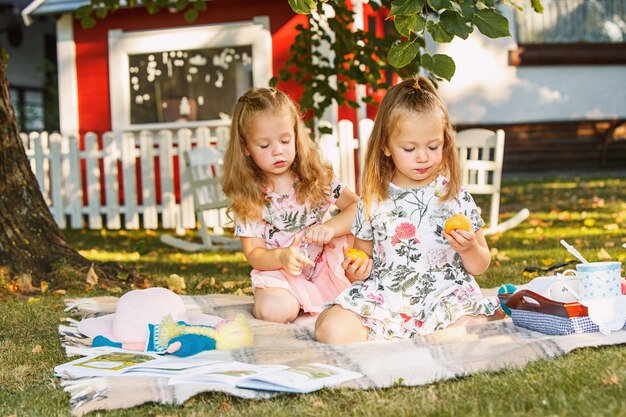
250,235 -> 350,314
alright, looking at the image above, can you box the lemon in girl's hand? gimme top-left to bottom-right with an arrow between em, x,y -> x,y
444,214 -> 472,234
346,248 -> 368,264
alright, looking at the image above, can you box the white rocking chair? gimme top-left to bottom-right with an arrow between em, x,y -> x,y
160,146 -> 241,251
456,128 -> 529,235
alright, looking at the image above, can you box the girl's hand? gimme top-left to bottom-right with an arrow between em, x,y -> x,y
341,244 -> 372,282
280,236 -> 315,277
305,224 -> 336,246
443,229 -> 477,253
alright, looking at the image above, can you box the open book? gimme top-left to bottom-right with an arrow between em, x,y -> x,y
55,350 -> 362,393
54,349 -> 222,378
170,361 -> 363,393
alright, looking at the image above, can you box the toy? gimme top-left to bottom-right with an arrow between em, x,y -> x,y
79,287 -> 254,357
94,313 -> 254,357
497,283 -> 517,316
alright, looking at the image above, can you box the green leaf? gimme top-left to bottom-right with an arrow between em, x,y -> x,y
427,0 -> 461,13
459,1 -> 476,18
426,20 -> 454,43
531,0 -> 544,13
289,0 -> 317,14
473,8 -> 511,38
319,125 -> 333,135
394,14 -> 426,37
439,10 -> 471,39
389,0 -> 424,17
387,40 -> 420,68
421,53 -> 455,80
184,8 -> 198,23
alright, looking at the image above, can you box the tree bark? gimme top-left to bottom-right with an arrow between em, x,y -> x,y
0,58 -> 137,288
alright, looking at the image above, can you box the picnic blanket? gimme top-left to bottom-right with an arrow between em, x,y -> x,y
58,293 -> 626,416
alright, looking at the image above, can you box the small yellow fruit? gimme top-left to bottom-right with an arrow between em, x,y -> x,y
444,213 -> 472,234
346,248 -> 368,264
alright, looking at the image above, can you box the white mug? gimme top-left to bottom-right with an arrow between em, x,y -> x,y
575,262 -> 622,301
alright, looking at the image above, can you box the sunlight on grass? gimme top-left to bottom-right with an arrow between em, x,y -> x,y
2,175 -> 626,416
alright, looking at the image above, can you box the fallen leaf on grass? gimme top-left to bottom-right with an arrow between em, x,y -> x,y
523,270 -> 539,279
40,281 -> 48,293
167,274 -> 186,293
53,289 -> 66,296
86,264 -> 99,287
597,248 -> 612,261
311,399 -> 325,408
134,278 -> 152,289
221,281 -> 237,289
220,401 -> 232,412
196,277 -> 216,290
583,218 -> 596,227
603,373 -> 621,386
27,297 -> 40,304
32,345 -> 42,354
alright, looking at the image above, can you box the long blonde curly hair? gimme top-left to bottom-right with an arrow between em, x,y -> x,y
360,76 -> 460,217
222,88 -> 335,223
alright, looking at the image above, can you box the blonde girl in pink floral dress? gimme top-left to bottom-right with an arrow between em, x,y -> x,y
222,88 -> 358,323
315,77 -> 503,343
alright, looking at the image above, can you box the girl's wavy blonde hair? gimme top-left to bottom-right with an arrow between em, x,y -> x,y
222,87 -> 334,223
361,76 -> 460,217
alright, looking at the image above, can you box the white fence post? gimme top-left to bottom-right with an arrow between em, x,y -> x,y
121,132 -> 139,229
49,133 -> 64,228
67,135 -> 82,228
159,129 -> 177,229
84,132 -> 102,229
177,129 -> 195,230
103,132 -> 121,229
23,119 -> 373,232
337,120 -> 356,192
139,130 -> 158,229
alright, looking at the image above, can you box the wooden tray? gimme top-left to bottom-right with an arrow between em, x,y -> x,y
498,290 -> 588,318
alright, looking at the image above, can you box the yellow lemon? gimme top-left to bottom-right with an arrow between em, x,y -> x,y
346,248 -> 368,264
444,214 -> 472,234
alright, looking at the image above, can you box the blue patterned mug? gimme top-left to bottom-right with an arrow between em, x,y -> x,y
575,262 -> 622,301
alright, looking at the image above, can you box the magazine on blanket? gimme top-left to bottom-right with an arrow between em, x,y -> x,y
170,361 -> 363,393
54,349 -> 222,378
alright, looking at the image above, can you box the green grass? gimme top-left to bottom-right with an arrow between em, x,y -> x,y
1,174 -> 626,416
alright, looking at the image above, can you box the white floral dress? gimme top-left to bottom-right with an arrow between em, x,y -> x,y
235,178 -> 351,314
329,175 -> 499,340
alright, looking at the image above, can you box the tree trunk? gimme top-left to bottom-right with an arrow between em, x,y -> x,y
0,58 -> 137,289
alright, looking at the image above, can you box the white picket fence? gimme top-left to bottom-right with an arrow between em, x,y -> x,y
22,119 -> 369,230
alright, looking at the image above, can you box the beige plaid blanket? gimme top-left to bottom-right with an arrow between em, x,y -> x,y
58,293 -> 626,416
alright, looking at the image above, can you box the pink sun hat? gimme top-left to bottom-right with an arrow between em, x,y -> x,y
77,287 -> 223,343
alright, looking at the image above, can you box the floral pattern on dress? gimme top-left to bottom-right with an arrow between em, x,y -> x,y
330,175 -> 499,340
234,178 -> 350,309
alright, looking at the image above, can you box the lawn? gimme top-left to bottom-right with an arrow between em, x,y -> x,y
1,173 -> 625,416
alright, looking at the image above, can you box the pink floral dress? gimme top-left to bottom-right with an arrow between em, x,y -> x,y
329,175 -> 499,340
234,178 -> 351,314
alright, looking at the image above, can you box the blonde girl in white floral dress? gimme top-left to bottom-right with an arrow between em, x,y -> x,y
222,88 -> 358,323
316,77 -> 503,343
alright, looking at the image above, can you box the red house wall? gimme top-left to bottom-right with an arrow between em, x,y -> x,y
72,0 -> 305,136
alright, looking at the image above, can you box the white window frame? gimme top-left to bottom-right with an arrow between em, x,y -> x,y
108,17 -> 272,132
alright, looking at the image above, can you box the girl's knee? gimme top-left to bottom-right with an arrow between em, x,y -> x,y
315,306 -> 367,344
253,291 -> 300,323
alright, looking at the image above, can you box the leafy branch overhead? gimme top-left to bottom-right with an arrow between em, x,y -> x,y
74,0 -> 542,120
277,0 -> 542,120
